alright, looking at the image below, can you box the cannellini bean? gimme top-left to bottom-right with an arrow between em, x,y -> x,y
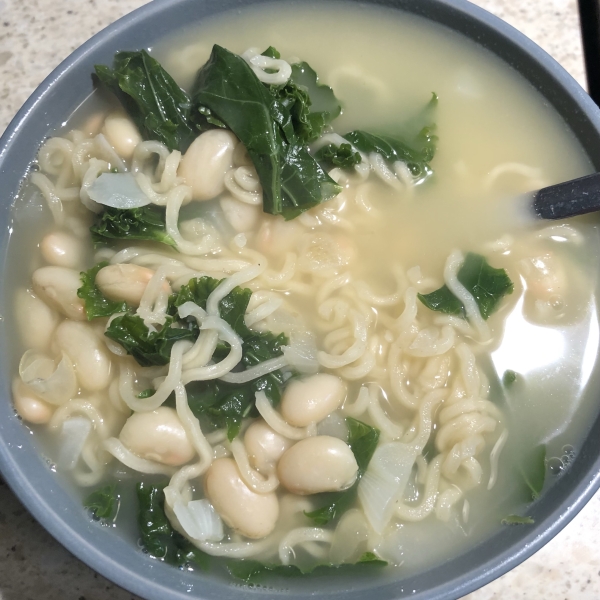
179,130 -> 238,201
281,373 -> 346,427
40,230 -> 87,269
32,266 -> 86,321
102,111 -> 142,160
256,214 -> 305,255
55,320 -> 112,391
220,195 -> 260,232
204,458 -> 279,539
14,289 -> 60,351
95,264 -> 170,306
277,436 -> 358,495
119,406 -> 195,466
244,420 -> 291,474
12,378 -> 54,424
521,254 -> 565,300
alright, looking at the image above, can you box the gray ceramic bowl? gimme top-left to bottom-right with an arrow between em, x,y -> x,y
1,1 -> 600,599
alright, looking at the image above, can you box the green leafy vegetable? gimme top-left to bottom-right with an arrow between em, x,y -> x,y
503,370 -> 518,386
169,276 -> 252,339
418,252 -> 514,320
77,262 -> 127,320
90,205 -> 175,248
305,418 -> 380,526
136,482 -> 210,569
520,444 -> 546,502
185,331 -> 288,440
95,50 -> 196,152
191,45 -> 341,219
105,314 -> 196,367
227,551 -> 386,583
345,126 -> 437,179
315,143 -> 362,170
272,59 -> 342,144
502,515 -> 535,525
84,483 -> 119,520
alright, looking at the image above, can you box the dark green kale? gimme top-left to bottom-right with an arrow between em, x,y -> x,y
501,515 -> 535,525
185,331 -> 288,441
502,370 -> 518,386
77,262 -> 127,320
271,58 -> 342,144
227,551 -> 386,583
520,444 -> 546,502
304,418 -> 380,526
344,127 -> 436,179
136,482 -> 210,569
95,50 -> 196,152
90,205 -> 175,248
418,252 -> 514,320
83,483 -> 119,520
190,45 -> 341,219
105,314 -> 196,367
168,276 -> 252,339
315,143 -> 362,170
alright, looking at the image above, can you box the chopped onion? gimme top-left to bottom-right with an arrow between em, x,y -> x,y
173,499 -> 224,542
317,411 -> 349,441
358,442 -> 417,534
57,417 -> 92,470
87,172 -> 151,209
19,350 -> 77,406
282,331 -> 319,374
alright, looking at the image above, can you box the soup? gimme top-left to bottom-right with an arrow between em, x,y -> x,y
8,0 -> 600,584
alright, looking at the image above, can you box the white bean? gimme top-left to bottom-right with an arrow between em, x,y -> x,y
12,378 -> 54,424
179,130 -> 238,201
119,407 -> 195,466
95,264 -> 170,306
204,457 -> 279,539
277,436 -> 358,495
40,230 -> 87,269
32,266 -> 86,321
55,320 -> 112,391
244,420 -> 291,474
256,214 -> 306,256
281,373 -> 346,427
220,195 -> 260,232
102,111 -> 142,160
14,288 -> 60,351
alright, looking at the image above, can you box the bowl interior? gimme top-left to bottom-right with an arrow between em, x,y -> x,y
1,1 -> 600,599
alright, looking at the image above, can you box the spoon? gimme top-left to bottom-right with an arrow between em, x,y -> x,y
533,172 -> 600,219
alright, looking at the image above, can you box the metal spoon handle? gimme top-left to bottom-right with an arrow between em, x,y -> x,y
534,171 -> 600,219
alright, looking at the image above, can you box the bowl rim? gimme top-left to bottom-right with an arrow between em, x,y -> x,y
1,1 -> 600,599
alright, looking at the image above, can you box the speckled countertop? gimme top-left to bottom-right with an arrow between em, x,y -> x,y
0,1 -> 598,599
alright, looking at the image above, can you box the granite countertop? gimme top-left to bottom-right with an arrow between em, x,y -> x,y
0,0 -> 599,598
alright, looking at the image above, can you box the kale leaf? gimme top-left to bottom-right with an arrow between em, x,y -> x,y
105,314 -> 196,367
520,444 -> 546,502
95,50 -> 196,152
304,418 -> 380,526
185,331 -> 288,441
315,143 -> 362,170
90,205 -> 175,248
271,59 -> 342,144
418,252 -> 514,320
501,515 -> 535,525
191,45 -> 341,219
84,483 -> 119,520
168,276 -> 252,339
502,370 -> 518,386
136,482 -> 210,569
77,262 -> 127,320
344,127 -> 436,179
227,551 -> 386,583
